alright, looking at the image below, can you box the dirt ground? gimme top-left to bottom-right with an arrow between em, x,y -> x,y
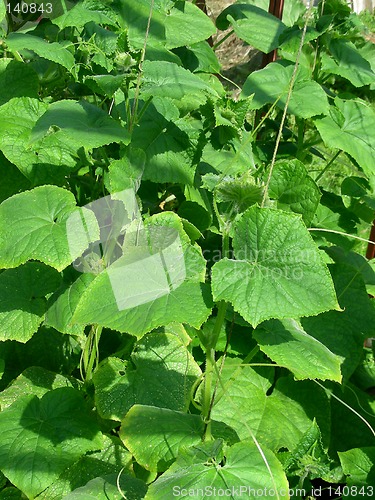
205,0 -> 263,88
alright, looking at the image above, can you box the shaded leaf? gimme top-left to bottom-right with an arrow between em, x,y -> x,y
0,388 -> 102,498
0,263 -> 61,343
93,333 -> 201,420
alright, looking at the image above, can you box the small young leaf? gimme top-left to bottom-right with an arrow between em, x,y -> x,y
267,159 -> 321,224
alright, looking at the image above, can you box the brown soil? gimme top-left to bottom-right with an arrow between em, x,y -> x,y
205,0 -> 262,91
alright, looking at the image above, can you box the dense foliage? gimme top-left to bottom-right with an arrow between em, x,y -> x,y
0,0 -> 374,497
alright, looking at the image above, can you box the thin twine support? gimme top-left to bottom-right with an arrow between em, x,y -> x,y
261,1 -> 315,207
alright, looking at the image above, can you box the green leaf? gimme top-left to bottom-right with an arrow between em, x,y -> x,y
52,3 -> 118,30
31,100 -> 130,149
0,97 -> 78,185
173,41 -> 221,74
93,333 -> 201,420
6,34 -> 75,72
131,98 -> 197,184
302,263 -> 375,382
215,173 -> 263,214
0,1 -> 5,24
211,365 -> 330,451
0,186 -> 99,271
62,474 -> 147,500
329,384 -> 375,453
216,4 -> 287,53
267,159 -> 321,224
146,440 -> 289,499
254,319 -> 342,381
321,39 -> 375,88
140,61 -> 221,110
0,263 -> 61,343
45,273 -> 96,336
84,74 -> 127,98
0,153 -> 30,204
114,0 -> 215,50
314,99 -> 375,185
120,405 -> 238,472
0,366 -> 80,410
338,447 -> 375,486
284,421 -> 342,483
37,435 -> 135,500
242,62 -> 329,118
212,206 -> 339,327
73,212 -> 212,337
0,327 -> 81,387
0,388 -> 102,498
0,60 -> 39,106
67,475 -> 146,500
104,149 -> 146,194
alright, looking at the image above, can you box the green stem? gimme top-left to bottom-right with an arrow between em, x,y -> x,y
82,325 -> 103,382
315,150 -> 341,183
296,118 -> 305,160
212,30 -> 234,51
202,230 -> 230,441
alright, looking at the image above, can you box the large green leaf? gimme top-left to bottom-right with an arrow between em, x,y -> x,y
321,39 -> 375,88
267,159 -> 321,224
140,61 -> 221,110
211,364 -> 330,451
92,333 -> 201,420
73,212 -> 212,337
37,435 -> 136,500
5,34 -> 75,72
254,319 -> 342,381
0,97 -> 78,185
0,388 -> 102,498
242,62 -> 329,118
216,4 -> 287,53
120,405 -> 238,472
0,263 -> 61,343
0,60 -> 39,106
302,263 -> 375,382
314,98 -> 375,186
212,206 -> 339,327
146,440 -> 289,499
338,447 -> 375,486
0,186 -> 99,271
31,100 -> 130,149
114,0 -> 215,49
